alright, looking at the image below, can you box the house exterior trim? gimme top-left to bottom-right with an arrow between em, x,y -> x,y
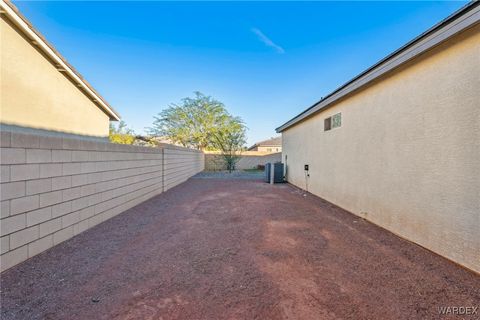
276,1 -> 479,133
0,0 -> 121,121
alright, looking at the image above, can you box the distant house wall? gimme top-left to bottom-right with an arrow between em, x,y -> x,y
281,25 -> 480,272
0,17 -> 110,138
205,151 -> 282,171
0,131 -> 204,272
254,146 -> 282,153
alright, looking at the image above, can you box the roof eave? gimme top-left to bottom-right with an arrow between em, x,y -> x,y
276,1 -> 480,133
0,0 -> 121,121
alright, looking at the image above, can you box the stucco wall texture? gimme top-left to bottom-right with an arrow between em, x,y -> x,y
281,25 -> 480,272
0,17 -> 110,137
0,131 -> 204,272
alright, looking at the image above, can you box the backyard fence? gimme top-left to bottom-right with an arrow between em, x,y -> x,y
204,151 -> 281,171
0,131 -> 204,271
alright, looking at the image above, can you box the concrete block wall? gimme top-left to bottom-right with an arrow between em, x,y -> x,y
164,148 -> 205,190
205,152 -> 282,171
0,131 -> 204,272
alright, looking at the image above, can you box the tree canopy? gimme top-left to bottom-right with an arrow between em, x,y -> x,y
211,121 -> 247,172
149,92 -> 246,150
109,121 -> 136,145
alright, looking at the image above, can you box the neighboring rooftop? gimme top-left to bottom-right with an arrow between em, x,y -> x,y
248,136 -> 282,150
276,1 -> 479,133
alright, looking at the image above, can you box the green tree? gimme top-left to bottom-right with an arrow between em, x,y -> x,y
149,92 -> 246,151
109,121 -> 136,145
212,117 -> 247,172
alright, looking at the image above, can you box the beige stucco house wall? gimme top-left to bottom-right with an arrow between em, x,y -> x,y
279,18 -> 479,271
0,3 -> 119,138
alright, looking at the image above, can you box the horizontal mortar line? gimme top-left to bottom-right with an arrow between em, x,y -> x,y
164,158 -> 202,163
166,157 -> 202,160
65,174 -> 164,207
164,161 -> 201,166
164,150 -> 201,153
3,164 -> 163,187
47,157 -> 163,164
1,178 -> 164,239
59,180 -> 163,230
1,173 -> 165,221
2,163 -> 196,210
21,146 -> 164,154
1,183 -> 164,253
163,167 -> 200,178
164,173 -> 194,182
164,164 -> 201,172
167,161 -> 202,166
165,151 -> 204,155
0,167 -> 164,201
164,157 -> 202,161
2,150 -> 164,163
164,176 -> 197,190
164,156 -> 203,161
165,168 -> 202,179
5,162 -> 164,182
164,166 -> 200,177
164,158 -> 203,164
8,159 -> 165,175
164,163 -> 202,171
165,160 -> 203,166
70,153 -> 163,159
165,161 -> 200,168
164,170 -> 200,185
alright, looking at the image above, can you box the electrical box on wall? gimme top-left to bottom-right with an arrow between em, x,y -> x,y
304,164 -> 309,171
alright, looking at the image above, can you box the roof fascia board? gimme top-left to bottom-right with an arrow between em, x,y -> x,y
0,0 -> 121,121
276,3 -> 479,133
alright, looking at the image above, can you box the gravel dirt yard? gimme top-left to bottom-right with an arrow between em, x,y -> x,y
193,170 -> 264,179
1,175 -> 478,320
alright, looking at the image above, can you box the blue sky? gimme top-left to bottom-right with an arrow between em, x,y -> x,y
14,1 -> 467,145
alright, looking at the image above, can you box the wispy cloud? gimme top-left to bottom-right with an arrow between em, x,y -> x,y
251,27 -> 285,54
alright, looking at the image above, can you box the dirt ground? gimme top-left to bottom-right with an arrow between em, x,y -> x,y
1,176 -> 479,320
